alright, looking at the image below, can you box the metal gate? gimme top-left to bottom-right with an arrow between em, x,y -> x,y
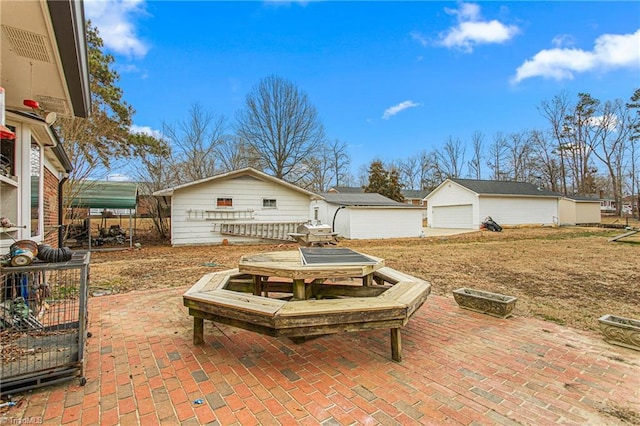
0,251 -> 90,395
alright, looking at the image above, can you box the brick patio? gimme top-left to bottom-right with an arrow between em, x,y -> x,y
3,287 -> 639,425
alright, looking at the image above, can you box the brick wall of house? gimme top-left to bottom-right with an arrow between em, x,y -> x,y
43,167 -> 59,247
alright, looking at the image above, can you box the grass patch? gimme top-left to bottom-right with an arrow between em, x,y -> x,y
600,401 -> 640,425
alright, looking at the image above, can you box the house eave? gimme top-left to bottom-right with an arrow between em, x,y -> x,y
47,0 -> 91,118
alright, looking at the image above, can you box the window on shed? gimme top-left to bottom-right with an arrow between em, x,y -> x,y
216,197 -> 233,207
262,198 -> 277,209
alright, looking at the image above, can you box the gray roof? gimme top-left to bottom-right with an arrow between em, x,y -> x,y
451,179 -> 560,197
328,186 -> 365,194
320,193 -> 410,207
564,195 -> 601,202
154,167 -> 320,199
401,189 -> 429,199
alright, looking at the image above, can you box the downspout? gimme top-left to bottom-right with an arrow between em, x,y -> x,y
51,126 -> 72,248
58,173 -> 69,247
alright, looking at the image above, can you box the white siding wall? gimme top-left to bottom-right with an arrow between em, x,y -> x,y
348,208 -> 423,239
310,201 -> 422,239
171,175 -> 311,246
310,199 -> 332,227
311,200 -> 349,237
575,202 -> 601,224
427,182 -> 478,228
479,196 -> 558,226
558,199 -> 576,225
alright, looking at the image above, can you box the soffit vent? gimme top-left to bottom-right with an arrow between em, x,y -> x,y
2,25 -> 52,63
35,95 -> 69,115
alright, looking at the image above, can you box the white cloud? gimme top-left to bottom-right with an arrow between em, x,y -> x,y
84,0 -> 149,58
437,2 -> 519,52
130,124 -> 163,139
512,29 -> 640,84
410,31 -> 429,47
382,101 -> 421,120
445,2 -> 481,21
116,64 -> 140,73
551,34 -> 575,48
589,115 -> 619,131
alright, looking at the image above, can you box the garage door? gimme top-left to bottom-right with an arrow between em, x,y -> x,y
432,204 -> 473,229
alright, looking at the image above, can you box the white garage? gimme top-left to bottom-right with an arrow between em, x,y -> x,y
426,179 -> 562,229
311,193 -> 425,239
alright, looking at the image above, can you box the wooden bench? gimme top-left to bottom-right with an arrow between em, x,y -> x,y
184,266 -> 431,362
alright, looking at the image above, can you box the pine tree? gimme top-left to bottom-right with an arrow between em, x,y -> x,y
364,160 -> 405,202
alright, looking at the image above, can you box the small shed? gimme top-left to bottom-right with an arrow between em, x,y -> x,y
558,196 -> 601,226
66,180 -> 138,248
426,179 -> 560,229
153,168 -> 320,246
312,193 -> 424,239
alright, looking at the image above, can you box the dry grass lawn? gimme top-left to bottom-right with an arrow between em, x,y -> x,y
88,224 -> 639,333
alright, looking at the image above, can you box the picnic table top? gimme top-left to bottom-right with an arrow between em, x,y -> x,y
238,248 -> 384,280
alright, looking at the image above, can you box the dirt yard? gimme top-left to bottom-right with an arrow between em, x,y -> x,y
87,224 -> 639,333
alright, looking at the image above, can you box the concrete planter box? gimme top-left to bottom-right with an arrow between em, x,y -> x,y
453,288 -> 517,319
598,314 -> 640,351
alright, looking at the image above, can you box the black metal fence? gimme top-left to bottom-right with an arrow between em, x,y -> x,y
0,251 -> 90,395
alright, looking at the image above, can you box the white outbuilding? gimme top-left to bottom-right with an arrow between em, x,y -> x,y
154,168 -> 321,246
558,196 -> 601,226
426,179 -> 562,229
311,193 -> 425,239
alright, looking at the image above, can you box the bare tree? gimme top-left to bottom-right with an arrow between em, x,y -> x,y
436,136 -> 465,178
561,93 -> 599,195
356,163 -> 369,187
235,75 -> 325,183
587,99 -> 632,215
487,132 -> 509,180
398,156 -> 421,189
216,135 -> 263,173
326,139 -> 351,188
530,130 -> 562,192
467,131 -> 484,179
538,91 -> 572,194
628,89 -> 640,217
163,103 -> 226,184
130,133 -> 172,239
303,140 -> 348,192
505,131 -> 538,182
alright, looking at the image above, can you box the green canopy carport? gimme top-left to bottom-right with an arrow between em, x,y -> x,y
66,181 -> 138,249
67,181 -> 138,209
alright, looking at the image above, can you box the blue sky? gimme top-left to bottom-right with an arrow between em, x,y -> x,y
84,1 -> 640,178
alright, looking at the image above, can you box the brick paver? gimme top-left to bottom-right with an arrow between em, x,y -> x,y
2,286 -> 638,425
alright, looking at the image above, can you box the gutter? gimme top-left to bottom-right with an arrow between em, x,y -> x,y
50,125 -> 73,173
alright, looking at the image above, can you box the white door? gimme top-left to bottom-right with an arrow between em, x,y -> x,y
432,204 -> 473,228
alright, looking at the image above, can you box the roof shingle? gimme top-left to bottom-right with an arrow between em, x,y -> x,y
451,179 -> 560,197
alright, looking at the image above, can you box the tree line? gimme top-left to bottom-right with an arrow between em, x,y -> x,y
379,89 -> 639,217
56,24 -> 639,239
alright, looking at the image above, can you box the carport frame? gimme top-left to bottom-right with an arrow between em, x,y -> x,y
65,180 -> 138,249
